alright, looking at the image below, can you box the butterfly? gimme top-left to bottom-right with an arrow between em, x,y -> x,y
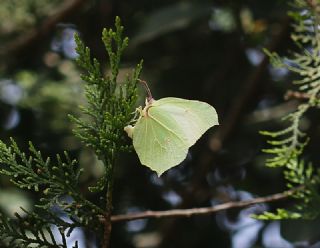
124,81 -> 218,176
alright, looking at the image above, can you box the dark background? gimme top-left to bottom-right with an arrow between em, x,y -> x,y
1,0 -> 320,247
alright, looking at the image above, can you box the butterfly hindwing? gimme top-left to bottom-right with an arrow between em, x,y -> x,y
133,112 -> 189,175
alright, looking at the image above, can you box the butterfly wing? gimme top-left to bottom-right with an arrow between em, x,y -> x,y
132,113 -> 189,176
132,97 -> 219,176
151,97 -> 219,146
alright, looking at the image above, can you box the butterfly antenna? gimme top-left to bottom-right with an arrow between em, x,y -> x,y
138,79 -> 153,102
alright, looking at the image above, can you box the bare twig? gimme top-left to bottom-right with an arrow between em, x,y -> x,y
111,187 -> 299,222
103,217 -> 112,247
158,17 -> 291,247
284,90 -> 311,101
210,17 -> 290,151
0,0 -> 87,57
102,156 -> 116,248
305,0 -> 318,9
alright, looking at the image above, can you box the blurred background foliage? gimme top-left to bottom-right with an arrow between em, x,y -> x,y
1,0 -> 320,247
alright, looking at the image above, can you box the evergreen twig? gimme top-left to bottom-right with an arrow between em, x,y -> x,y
260,0 -> 320,219
0,17 -> 142,247
71,16 -> 142,247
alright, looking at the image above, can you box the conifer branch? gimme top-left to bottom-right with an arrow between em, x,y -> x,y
71,16 -> 143,247
0,208 -> 79,247
260,0 -> 320,219
284,90 -> 311,100
0,137 -> 106,246
0,17 -> 142,247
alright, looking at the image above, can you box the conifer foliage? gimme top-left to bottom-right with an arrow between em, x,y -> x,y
258,0 -> 320,219
1,1 -> 320,246
0,17 -> 142,247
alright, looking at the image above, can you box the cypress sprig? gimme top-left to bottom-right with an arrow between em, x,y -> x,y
0,138 -> 81,198
0,138 -> 103,245
0,209 -> 79,248
253,208 -> 302,220
259,0 -> 320,219
70,16 -> 142,192
0,17 -> 142,246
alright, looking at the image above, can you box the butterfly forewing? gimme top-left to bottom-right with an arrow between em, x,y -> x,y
153,97 -> 218,146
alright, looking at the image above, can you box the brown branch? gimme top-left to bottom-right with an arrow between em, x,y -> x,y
103,215 -> 112,248
158,17 -> 291,246
210,17 -> 290,151
103,183 -> 113,248
305,0 -> 320,20
111,187 -> 299,222
183,16 -> 291,211
0,0 -> 87,57
305,0 -> 318,9
284,90 -> 311,101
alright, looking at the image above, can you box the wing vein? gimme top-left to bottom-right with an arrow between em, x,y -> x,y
148,113 -> 186,144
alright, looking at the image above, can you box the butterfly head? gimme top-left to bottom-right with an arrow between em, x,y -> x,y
143,97 -> 156,117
